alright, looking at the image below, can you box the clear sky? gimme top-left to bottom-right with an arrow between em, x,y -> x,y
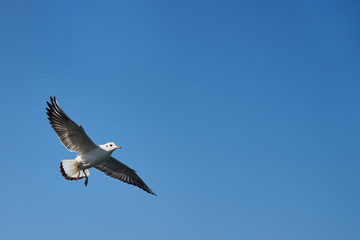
0,1 -> 359,239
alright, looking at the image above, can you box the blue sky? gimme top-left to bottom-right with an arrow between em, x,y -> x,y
0,0 -> 359,239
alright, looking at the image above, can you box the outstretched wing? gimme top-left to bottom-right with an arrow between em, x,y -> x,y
46,96 -> 97,155
95,157 -> 157,195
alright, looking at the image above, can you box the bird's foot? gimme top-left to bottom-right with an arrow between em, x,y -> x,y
83,170 -> 89,187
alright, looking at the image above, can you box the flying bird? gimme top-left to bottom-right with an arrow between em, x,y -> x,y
46,96 -> 156,195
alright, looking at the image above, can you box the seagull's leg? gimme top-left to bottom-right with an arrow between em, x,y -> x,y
75,166 -> 81,180
83,170 -> 89,187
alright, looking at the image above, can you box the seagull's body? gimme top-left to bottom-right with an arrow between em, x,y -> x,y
46,96 -> 156,195
76,145 -> 112,169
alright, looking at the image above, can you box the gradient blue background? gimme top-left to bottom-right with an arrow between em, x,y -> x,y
0,1 -> 359,239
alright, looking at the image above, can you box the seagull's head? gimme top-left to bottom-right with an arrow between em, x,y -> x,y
101,142 -> 121,152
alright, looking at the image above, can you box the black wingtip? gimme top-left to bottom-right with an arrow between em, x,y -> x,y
150,188 -> 157,196
144,187 -> 157,196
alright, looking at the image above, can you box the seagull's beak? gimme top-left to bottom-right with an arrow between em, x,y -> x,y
115,146 -> 121,149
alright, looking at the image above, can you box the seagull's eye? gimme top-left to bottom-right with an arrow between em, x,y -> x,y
110,144 -> 113,147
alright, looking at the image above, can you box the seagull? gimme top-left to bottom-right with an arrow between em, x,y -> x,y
46,96 -> 156,195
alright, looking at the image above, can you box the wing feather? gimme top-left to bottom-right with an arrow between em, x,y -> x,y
46,96 -> 97,155
95,157 -> 156,195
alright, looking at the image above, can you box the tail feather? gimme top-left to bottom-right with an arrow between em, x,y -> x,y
60,160 -> 90,181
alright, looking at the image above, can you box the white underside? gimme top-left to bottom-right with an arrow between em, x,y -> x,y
61,146 -> 111,179
76,146 -> 111,169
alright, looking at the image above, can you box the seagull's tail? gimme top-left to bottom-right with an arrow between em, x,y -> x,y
59,159 -> 90,181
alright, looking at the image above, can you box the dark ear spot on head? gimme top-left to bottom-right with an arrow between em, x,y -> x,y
106,145 -> 108,147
